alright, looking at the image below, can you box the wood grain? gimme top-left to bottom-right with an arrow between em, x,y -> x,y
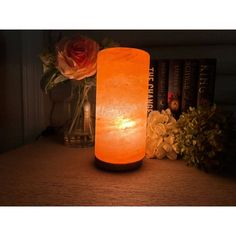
0,138 -> 236,206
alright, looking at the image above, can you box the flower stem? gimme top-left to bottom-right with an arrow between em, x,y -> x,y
67,79 -> 95,135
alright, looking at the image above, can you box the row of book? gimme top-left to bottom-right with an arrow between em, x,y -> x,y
148,58 -> 217,118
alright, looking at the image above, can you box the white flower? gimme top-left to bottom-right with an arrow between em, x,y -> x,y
146,109 -> 179,160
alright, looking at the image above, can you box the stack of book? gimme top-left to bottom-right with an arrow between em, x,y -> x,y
148,58 -> 217,118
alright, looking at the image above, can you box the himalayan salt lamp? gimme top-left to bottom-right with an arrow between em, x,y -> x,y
95,47 -> 150,171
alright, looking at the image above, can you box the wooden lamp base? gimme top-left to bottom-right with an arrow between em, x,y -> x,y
94,157 -> 143,172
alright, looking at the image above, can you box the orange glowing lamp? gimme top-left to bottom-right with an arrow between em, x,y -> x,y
95,47 -> 150,171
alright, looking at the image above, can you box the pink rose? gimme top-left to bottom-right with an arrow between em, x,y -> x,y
56,35 -> 99,80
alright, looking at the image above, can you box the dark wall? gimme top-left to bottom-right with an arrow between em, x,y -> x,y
0,31 -> 23,153
0,31 -> 45,153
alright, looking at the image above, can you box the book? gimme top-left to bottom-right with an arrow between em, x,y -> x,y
181,59 -> 199,112
157,59 -> 169,111
147,60 -> 158,114
149,57 -> 217,115
168,59 -> 183,118
197,59 -> 216,107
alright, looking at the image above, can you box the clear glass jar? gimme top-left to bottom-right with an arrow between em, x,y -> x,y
64,78 -> 96,147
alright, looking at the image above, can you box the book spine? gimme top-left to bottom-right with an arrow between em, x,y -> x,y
181,59 -> 199,112
197,59 -> 216,107
168,60 -> 183,118
147,60 -> 157,115
157,60 -> 169,111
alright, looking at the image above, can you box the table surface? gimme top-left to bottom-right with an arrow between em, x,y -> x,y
0,137 -> 236,206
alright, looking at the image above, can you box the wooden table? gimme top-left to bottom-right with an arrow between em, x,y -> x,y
0,138 -> 236,206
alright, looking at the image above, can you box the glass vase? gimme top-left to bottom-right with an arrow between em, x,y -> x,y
64,78 -> 96,147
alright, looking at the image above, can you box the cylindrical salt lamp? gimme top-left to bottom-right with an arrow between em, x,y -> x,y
95,47 -> 150,171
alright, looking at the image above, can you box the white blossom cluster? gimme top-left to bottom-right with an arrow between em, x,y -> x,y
146,109 -> 179,160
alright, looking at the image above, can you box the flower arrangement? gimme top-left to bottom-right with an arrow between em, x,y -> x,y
146,109 -> 179,160
40,35 -> 99,93
40,34 -> 119,146
146,106 -> 235,173
176,105 -> 234,171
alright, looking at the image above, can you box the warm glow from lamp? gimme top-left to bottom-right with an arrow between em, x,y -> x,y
115,117 -> 136,130
95,47 -> 150,169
